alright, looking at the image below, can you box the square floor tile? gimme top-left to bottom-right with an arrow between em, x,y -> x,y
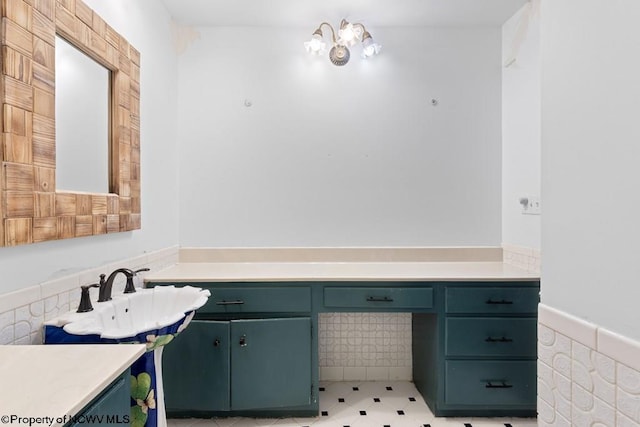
167,381 -> 537,427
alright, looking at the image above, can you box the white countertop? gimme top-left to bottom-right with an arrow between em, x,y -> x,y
0,344 -> 146,425
144,261 -> 539,282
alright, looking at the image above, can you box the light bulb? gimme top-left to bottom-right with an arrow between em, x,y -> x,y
304,33 -> 326,54
361,32 -> 381,58
338,20 -> 362,47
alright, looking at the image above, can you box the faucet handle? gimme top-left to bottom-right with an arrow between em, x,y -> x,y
124,268 -> 150,294
77,283 -> 100,313
123,276 -> 136,294
97,273 -> 111,302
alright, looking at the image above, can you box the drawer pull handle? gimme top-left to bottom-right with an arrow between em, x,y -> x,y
485,336 -> 513,343
366,296 -> 394,302
239,335 -> 248,347
485,381 -> 513,389
216,300 -> 245,305
485,299 -> 513,305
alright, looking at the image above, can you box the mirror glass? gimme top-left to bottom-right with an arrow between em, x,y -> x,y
55,35 -> 110,193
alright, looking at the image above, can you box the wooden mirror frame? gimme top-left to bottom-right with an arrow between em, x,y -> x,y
0,0 -> 141,246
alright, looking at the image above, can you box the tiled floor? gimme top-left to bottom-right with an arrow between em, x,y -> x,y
167,381 -> 538,427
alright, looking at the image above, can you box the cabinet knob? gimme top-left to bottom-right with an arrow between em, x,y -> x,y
213,339 -> 221,347
239,334 -> 248,347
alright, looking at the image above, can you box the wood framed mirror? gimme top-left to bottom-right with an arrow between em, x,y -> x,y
0,0 -> 141,246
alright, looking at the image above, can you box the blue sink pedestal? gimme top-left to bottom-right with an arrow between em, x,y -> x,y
44,311 -> 196,427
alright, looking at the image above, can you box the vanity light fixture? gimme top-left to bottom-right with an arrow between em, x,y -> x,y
304,19 -> 381,66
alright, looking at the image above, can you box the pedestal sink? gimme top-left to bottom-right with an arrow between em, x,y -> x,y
43,285 -> 210,427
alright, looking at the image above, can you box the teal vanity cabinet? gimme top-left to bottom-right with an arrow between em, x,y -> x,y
413,282 -> 539,417
66,369 -> 130,426
154,278 -> 539,419
158,283 -> 317,417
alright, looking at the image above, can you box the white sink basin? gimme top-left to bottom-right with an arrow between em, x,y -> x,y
45,285 -> 210,339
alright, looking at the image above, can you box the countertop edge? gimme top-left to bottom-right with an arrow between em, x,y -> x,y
65,344 -> 146,423
144,261 -> 540,283
0,344 -> 146,425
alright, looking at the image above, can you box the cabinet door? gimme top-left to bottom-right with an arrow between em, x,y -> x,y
69,370 -> 129,426
231,317 -> 312,410
163,320 -> 231,411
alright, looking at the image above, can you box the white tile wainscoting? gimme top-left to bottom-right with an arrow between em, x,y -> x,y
538,304 -> 640,427
0,246 -> 179,345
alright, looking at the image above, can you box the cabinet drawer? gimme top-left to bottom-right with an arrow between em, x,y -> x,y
200,287 -> 311,313
445,286 -> 538,314
324,287 -> 433,309
445,317 -> 537,357
445,360 -> 536,406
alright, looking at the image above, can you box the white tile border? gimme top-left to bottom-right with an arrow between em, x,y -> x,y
40,275 -> 81,299
540,303 -> 640,371
343,367 -> 367,381
365,367 -> 389,381
598,328 -> 640,373
0,286 -> 41,314
539,304 -> 597,348
389,366 -> 413,381
320,367 -> 344,381
320,366 -> 413,382
0,246 -> 180,345
539,303 -> 640,426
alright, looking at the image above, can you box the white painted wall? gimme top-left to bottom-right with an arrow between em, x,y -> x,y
541,0 -> 640,341
501,3 -> 541,250
177,26 -> 503,247
0,0 -> 179,294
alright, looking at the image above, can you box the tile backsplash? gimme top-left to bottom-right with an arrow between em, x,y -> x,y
319,313 -> 413,381
0,246 -> 178,345
503,243 -> 541,274
538,304 -> 640,427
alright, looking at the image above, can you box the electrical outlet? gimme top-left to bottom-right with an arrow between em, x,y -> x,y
520,196 -> 541,215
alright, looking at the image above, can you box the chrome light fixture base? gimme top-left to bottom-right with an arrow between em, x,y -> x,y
329,45 -> 350,66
